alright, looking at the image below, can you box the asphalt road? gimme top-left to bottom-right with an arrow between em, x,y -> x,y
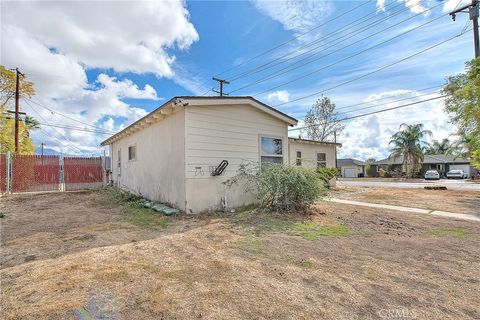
337,178 -> 480,191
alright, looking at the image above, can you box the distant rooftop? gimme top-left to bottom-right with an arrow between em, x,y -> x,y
337,158 -> 366,167
374,154 -> 470,165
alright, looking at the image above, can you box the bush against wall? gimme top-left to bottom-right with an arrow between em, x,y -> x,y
316,167 -> 338,188
225,162 -> 326,212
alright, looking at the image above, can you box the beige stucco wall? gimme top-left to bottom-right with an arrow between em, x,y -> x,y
109,109 -> 186,210
288,141 -> 337,169
184,103 -> 289,213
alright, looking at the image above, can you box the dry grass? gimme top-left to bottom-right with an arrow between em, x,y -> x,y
1,192 -> 480,319
332,186 -> 480,215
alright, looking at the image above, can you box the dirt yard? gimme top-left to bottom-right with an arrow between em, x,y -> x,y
331,186 -> 480,216
1,189 -> 479,319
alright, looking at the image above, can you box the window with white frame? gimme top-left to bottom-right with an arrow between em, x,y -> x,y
260,136 -> 283,164
317,152 -> 326,168
128,145 -> 136,161
296,151 -> 302,166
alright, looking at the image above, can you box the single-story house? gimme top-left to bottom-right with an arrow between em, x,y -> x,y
101,96 -> 340,213
373,154 -> 473,177
337,158 -> 366,178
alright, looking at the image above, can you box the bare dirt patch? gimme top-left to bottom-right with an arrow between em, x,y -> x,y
1,190 -> 480,319
0,191 -> 206,269
331,186 -> 480,216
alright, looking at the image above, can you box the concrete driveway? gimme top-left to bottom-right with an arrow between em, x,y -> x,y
337,178 -> 480,191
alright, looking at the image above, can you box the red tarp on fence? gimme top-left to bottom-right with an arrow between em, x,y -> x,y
64,157 -> 103,191
11,155 -> 60,193
0,154 -> 6,192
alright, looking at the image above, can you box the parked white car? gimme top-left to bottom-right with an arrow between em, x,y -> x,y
424,170 -> 440,180
446,170 -> 467,179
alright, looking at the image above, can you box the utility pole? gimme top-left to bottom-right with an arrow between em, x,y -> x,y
14,68 -> 24,153
212,77 -> 230,96
450,0 -> 479,58
41,143 -> 45,156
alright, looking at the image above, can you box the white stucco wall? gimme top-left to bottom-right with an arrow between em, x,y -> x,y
109,109 -> 186,210
184,103 -> 289,213
288,140 -> 337,170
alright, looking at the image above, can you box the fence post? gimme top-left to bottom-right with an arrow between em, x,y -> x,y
6,151 -> 11,193
59,154 -> 64,192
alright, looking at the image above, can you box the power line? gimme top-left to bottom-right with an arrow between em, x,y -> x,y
25,98 -> 112,132
226,0 -> 414,83
24,99 -> 84,153
190,0 -> 374,93
335,90 -> 441,116
333,84 -> 444,112
229,1 -> 445,94
215,0 -> 374,78
272,29 -> 471,108
288,95 -> 446,132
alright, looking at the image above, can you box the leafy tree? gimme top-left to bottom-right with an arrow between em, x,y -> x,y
0,66 -> 35,108
442,58 -> 480,168
389,123 -> 431,177
365,157 -> 377,177
425,138 -> 452,155
0,66 -> 37,154
302,95 -> 345,142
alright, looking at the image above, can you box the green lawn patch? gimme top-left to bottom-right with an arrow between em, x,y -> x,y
429,228 -> 469,238
235,234 -> 265,256
289,222 -> 350,240
95,187 -> 170,229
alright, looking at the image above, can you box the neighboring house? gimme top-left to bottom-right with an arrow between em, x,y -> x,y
373,154 -> 473,177
337,158 -> 366,178
101,96 -> 340,213
288,138 -> 340,169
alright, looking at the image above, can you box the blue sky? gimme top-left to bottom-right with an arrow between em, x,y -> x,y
1,0 -> 475,159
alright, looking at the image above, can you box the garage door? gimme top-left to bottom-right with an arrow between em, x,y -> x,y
449,164 -> 471,177
344,168 -> 357,178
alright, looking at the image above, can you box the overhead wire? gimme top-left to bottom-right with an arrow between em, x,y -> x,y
229,1 -> 445,94
271,28 -> 471,108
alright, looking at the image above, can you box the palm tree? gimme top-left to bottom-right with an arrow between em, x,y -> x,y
389,123 -> 431,177
23,115 -> 40,138
425,138 -> 452,155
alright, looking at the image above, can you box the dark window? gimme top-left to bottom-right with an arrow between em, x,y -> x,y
128,145 -> 136,161
317,153 -> 326,168
296,151 -> 302,166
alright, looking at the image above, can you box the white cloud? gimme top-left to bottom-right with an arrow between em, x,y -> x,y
267,90 -> 290,103
336,89 -> 454,160
1,0 -> 199,155
376,0 -> 433,15
443,0 -> 470,12
376,0 -> 386,12
252,0 -> 332,37
2,0 -> 198,77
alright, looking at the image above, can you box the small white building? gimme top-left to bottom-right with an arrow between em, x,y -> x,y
101,96 -> 340,213
337,158 -> 366,178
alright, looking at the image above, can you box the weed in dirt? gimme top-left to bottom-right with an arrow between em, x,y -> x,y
235,234 -> 265,256
429,228 -> 469,238
289,222 -> 350,240
287,257 -> 315,269
95,188 -> 170,229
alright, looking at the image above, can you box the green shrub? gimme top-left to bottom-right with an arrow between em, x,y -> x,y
225,162 -> 326,212
316,167 -> 339,188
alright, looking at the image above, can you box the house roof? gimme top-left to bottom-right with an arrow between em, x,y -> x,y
374,154 -> 470,165
288,137 -> 342,147
337,158 -> 366,167
100,96 -> 298,146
